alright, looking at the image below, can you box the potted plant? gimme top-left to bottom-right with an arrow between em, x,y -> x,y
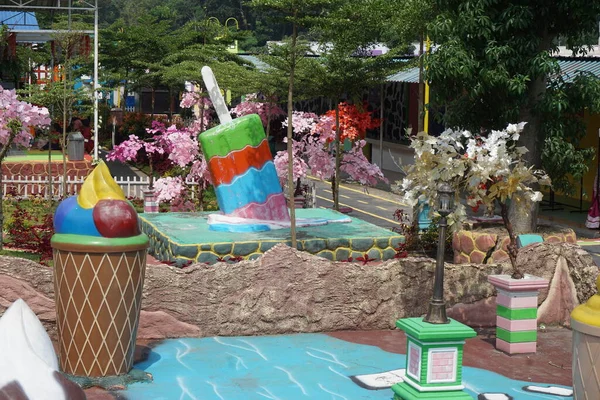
398,122 -> 551,354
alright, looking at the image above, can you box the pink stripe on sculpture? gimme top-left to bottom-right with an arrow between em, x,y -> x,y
230,193 -> 290,221
496,293 -> 538,309
496,339 -> 537,354
496,316 -> 537,331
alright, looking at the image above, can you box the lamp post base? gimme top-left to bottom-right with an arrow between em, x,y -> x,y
423,299 -> 449,324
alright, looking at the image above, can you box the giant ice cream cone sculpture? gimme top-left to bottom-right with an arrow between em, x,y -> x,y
51,161 -> 148,377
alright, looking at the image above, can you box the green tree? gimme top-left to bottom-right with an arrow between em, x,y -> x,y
541,73 -> 600,196
250,0 -> 337,248
426,0 -> 600,232
311,0 -> 400,209
160,44 -> 255,98
21,25 -> 93,200
100,14 -> 174,112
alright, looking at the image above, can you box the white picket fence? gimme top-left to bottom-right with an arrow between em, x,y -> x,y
1,175 -> 201,200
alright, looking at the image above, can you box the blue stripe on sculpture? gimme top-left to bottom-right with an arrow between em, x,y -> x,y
215,162 -> 283,214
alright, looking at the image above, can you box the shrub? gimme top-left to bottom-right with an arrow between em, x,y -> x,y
5,202 -> 54,265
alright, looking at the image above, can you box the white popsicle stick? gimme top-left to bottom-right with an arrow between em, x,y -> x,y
201,66 -> 232,124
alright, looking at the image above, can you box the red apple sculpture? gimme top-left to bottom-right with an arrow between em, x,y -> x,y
92,199 -> 141,238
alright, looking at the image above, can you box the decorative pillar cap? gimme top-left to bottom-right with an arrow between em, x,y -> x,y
396,318 -> 476,341
487,274 -> 549,292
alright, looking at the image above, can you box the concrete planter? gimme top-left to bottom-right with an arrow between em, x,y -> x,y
488,274 -> 549,354
143,189 -> 158,213
453,227 -> 576,265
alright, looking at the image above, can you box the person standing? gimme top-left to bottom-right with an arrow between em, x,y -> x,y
80,118 -> 94,154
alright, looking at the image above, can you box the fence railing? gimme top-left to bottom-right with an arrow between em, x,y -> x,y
1,175 -> 201,200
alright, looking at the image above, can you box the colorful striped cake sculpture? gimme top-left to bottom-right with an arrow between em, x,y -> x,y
199,114 -> 290,224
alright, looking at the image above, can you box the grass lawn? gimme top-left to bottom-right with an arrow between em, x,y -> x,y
0,249 -> 41,263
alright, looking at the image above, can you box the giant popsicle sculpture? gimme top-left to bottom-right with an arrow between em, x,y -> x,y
199,67 -> 290,232
198,67 -> 349,232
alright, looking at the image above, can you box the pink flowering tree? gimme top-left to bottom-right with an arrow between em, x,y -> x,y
106,122 -> 167,189
107,91 -> 213,210
231,93 -> 285,141
0,85 -> 51,249
180,91 -> 213,134
274,108 -> 387,206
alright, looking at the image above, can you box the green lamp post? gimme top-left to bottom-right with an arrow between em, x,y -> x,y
392,183 -> 476,400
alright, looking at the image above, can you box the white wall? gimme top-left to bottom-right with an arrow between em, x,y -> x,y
366,138 -> 415,175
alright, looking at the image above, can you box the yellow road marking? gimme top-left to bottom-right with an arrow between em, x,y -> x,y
578,241 -> 600,246
340,194 -> 350,199
308,175 -> 407,206
316,195 -> 399,225
357,200 -> 368,204
376,206 -> 388,211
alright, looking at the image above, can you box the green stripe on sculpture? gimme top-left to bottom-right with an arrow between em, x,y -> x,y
199,114 -> 265,159
52,233 -> 149,247
496,305 -> 537,320
496,327 -> 538,343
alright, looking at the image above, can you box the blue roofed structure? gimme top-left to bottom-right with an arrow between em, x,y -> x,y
0,0 -> 100,158
386,57 -> 600,84
0,10 -> 39,30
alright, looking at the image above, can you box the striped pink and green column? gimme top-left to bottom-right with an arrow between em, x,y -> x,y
488,275 -> 549,354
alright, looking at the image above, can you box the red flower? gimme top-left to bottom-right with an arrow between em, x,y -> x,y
322,102 -> 380,142
356,253 -> 376,265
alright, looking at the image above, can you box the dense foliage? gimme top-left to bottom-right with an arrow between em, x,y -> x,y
426,0 -> 600,201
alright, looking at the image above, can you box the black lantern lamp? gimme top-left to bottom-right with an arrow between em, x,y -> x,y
423,182 -> 455,324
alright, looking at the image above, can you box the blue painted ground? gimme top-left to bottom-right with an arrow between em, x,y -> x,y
123,333 -> 572,400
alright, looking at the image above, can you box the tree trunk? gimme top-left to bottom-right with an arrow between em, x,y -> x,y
508,191 -> 539,235
151,88 -> 156,118
417,36 -> 425,133
0,129 -> 21,251
500,202 -> 522,279
333,105 -> 341,211
47,136 -> 53,206
148,157 -> 154,190
287,21 -> 298,248
266,101 -> 272,143
510,31 -> 552,234
200,95 -> 205,133
0,160 -> 3,251
169,87 -> 174,120
238,0 -> 249,29
62,85 -> 67,198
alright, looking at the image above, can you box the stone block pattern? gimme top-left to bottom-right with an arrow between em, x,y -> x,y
495,290 -> 540,355
453,229 -> 576,264
140,218 -> 403,265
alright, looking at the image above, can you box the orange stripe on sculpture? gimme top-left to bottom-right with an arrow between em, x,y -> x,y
209,139 -> 272,186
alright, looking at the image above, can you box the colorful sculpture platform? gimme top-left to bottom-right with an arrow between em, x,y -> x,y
139,208 -> 404,265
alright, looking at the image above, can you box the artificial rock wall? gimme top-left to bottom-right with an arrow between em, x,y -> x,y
0,242 -> 596,340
